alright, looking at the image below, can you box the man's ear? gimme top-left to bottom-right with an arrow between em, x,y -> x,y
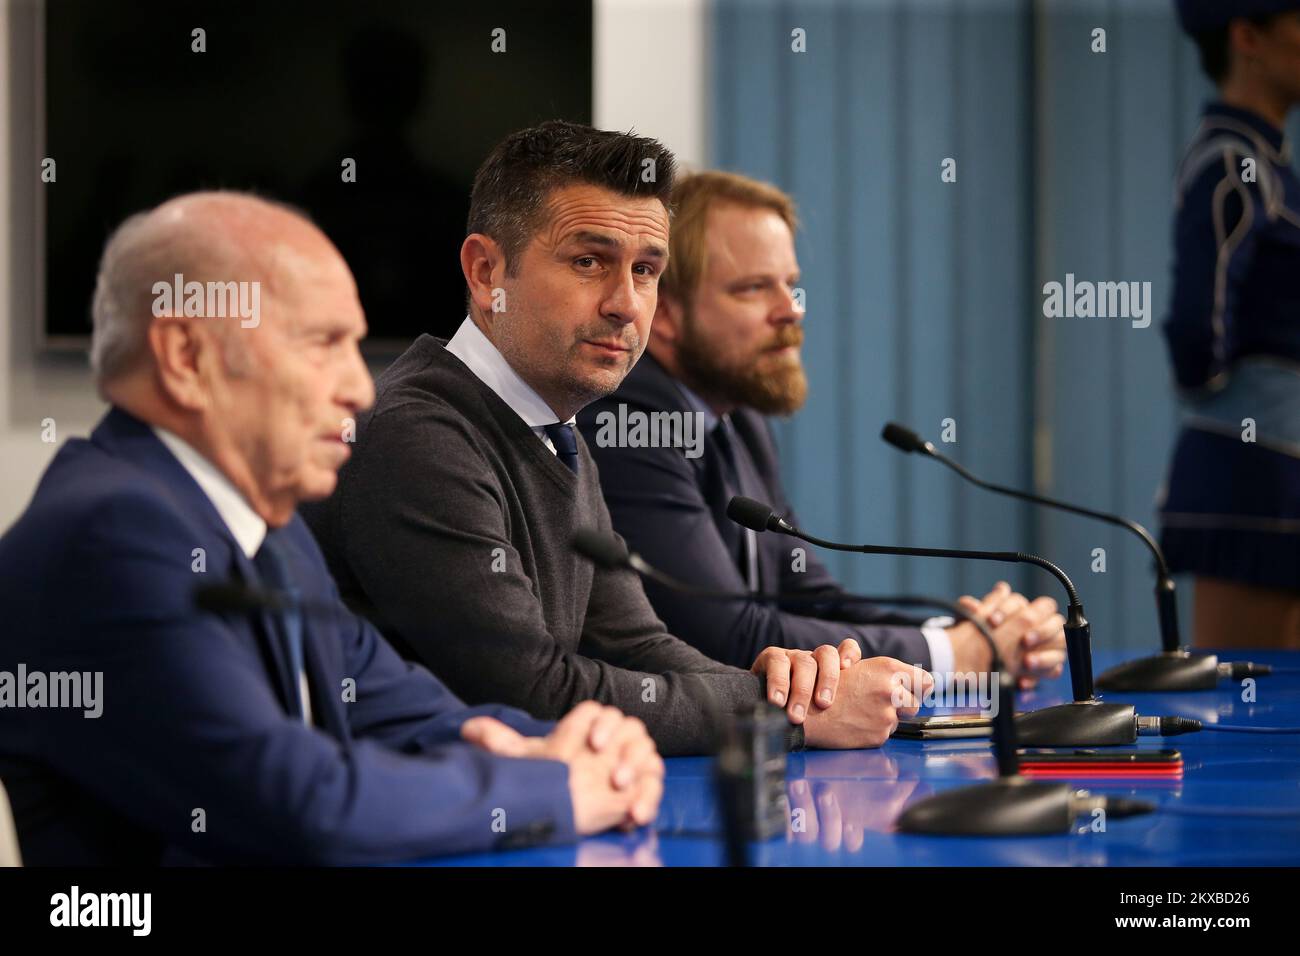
650,291 -> 685,350
461,233 -> 507,317
1229,17 -> 1267,61
148,314 -> 216,412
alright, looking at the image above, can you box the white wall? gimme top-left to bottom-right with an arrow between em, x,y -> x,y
0,0 -> 709,533
1,0 -> 107,533
594,0 -> 708,169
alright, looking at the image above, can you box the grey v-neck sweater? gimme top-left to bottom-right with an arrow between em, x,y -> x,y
304,334 -> 779,756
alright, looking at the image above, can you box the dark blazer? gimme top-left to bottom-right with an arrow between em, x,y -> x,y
0,408 -> 574,865
578,354 -> 932,669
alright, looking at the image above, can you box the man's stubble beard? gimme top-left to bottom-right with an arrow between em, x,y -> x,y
676,311 -> 808,416
494,304 -> 642,413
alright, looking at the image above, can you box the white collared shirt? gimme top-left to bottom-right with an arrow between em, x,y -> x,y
153,425 -> 314,724
445,316 -> 576,455
152,426 -> 267,558
446,317 -> 954,675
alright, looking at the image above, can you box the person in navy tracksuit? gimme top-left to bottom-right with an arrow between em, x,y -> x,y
1163,1 -> 1300,646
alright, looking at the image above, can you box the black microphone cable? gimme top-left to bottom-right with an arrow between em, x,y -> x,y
1199,723 -> 1300,734
881,420 -> 1283,688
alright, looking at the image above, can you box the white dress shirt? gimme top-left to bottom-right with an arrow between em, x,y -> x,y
445,316 -> 575,455
152,426 -> 314,724
447,316 -> 955,675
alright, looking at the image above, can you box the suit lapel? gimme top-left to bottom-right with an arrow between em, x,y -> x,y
301,623 -> 347,740
93,407 -> 349,735
287,555 -> 348,740
91,408 -> 241,546
258,528 -> 350,741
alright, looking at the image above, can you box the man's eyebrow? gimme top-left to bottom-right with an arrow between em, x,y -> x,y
568,230 -> 623,249
728,270 -> 799,285
567,231 -> 667,259
296,317 -> 368,338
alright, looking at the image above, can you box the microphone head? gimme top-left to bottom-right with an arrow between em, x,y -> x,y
726,495 -> 778,533
193,582 -> 277,615
881,422 -> 928,454
571,528 -> 631,569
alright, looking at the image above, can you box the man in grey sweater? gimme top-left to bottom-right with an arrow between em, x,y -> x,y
303,121 -> 931,756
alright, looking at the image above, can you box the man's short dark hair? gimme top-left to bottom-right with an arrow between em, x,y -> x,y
1194,15 -> 1280,84
466,120 -> 677,277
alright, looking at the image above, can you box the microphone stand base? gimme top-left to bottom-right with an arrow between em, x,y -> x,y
896,776 -> 1075,835
1014,701 -> 1137,747
1095,650 -> 1220,692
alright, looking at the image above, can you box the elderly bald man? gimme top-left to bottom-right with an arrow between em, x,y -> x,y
0,191 -> 662,865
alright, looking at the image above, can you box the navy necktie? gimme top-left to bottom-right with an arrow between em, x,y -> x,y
543,421 -> 580,474
252,532 -> 308,722
712,417 -> 761,591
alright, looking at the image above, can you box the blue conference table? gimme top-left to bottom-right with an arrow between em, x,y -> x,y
420,649 -> 1300,866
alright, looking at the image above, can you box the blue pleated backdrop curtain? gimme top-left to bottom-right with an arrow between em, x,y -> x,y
706,0 -> 1274,651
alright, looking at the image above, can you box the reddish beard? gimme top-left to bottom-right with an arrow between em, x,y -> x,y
676,317 -> 808,416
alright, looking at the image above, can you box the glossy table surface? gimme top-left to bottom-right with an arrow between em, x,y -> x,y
418,649 -> 1300,866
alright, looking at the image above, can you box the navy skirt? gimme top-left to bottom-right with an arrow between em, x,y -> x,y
1160,426 -> 1300,591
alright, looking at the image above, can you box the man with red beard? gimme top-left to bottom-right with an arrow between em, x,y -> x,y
579,171 -> 1068,688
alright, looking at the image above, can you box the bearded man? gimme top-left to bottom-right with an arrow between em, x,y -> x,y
578,171 -> 1068,688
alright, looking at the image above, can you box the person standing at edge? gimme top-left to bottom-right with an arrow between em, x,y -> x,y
1162,2 -> 1300,647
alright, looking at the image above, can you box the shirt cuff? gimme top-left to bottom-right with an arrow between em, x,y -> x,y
920,616 -> 955,677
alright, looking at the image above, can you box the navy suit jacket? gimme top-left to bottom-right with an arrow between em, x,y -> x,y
0,408 -> 574,865
578,355 -> 932,669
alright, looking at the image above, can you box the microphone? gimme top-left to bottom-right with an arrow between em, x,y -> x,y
881,421 -> 1271,692
576,531 -> 1010,665
575,529 -> 788,862
572,529 -> 633,569
574,529 -> 1154,836
194,582 -> 337,618
574,528 -> 1013,672
726,495 -> 1095,696
880,421 -> 932,455
724,496 -> 795,535
725,495 -> 1164,749
575,528 -> 1018,767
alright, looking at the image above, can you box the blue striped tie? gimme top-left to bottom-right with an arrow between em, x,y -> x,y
544,422 -> 580,474
252,533 -> 308,721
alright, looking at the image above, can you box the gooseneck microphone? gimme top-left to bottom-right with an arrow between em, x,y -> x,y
574,528 -> 1019,769
723,495 -> 1194,748
726,495 -> 1095,700
574,529 -> 1158,835
574,528 -> 1011,675
880,421 -> 1272,692
194,582 -> 336,618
